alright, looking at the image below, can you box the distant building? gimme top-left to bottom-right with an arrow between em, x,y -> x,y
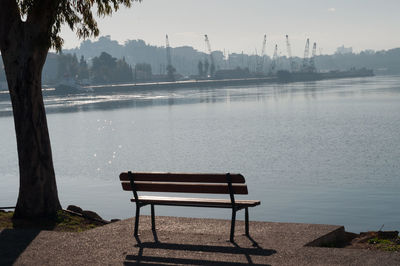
335,45 -> 353,54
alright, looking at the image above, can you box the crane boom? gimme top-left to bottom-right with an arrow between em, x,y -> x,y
309,42 -> 317,72
166,34 -> 172,67
257,34 -> 267,73
165,34 -> 175,81
204,34 -> 215,77
270,44 -> 278,73
286,35 -> 295,72
204,35 -> 214,65
302,38 -> 310,71
311,42 -> 317,58
261,34 -> 267,56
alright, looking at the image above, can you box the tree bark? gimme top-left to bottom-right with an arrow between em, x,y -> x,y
1,5 -> 61,218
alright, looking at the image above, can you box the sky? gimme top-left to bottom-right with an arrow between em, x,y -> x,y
61,0 -> 400,57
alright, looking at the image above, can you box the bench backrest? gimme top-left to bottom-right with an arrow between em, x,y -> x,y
119,172 -> 248,195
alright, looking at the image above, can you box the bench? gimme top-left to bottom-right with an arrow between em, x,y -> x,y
119,171 -> 260,242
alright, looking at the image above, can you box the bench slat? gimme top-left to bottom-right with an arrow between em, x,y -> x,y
131,196 -> 261,208
121,181 -> 248,194
119,172 -> 245,183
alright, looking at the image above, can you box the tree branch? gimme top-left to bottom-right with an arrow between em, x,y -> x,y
26,0 -> 61,45
29,0 -> 60,22
0,0 -> 21,50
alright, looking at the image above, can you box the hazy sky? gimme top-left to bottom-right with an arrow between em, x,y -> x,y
61,0 -> 400,57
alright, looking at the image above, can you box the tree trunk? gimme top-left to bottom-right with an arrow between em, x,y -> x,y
1,23 -> 61,219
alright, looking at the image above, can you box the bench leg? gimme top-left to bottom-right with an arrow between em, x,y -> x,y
245,207 -> 249,236
230,209 -> 236,242
151,204 -> 156,231
134,204 -> 140,236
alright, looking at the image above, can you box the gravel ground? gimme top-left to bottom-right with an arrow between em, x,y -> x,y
1,216 -> 399,265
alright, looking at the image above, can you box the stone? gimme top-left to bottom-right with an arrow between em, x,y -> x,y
110,219 -> 121,223
82,210 -> 103,221
378,231 -> 399,240
67,205 -> 83,214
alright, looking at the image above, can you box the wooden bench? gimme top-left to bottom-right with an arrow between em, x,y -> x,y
120,171 -> 260,242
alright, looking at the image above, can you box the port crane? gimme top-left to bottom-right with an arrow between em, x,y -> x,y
302,38 -> 310,71
256,34 -> 267,73
165,34 -> 176,81
309,42 -> 317,72
204,34 -> 215,77
285,35 -> 296,72
270,44 -> 278,74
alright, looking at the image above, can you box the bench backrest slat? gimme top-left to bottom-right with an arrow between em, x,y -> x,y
119,172 -> 245,183
121,181 -> 248,194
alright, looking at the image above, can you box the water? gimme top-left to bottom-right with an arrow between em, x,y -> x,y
1,76 -> 400,233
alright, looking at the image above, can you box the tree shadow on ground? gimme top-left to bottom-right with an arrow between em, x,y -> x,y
0,229 -> 41,266
124,234 -> 276,265
0,216 -> 58,266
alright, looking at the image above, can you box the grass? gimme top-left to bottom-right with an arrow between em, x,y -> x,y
0,211 -> 13,229
0,210 -> 104,232
368,237 -> 400,252
316,231 -> 400,252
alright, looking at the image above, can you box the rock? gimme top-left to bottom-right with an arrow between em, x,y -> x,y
378,231 -> 399,240
354,231 -> 399,244
355,232 -> 377,243
110,219 -> 121,223
67,205 -> 83,214
82,210 -> 103,221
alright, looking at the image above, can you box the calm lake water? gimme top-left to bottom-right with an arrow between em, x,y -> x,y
1,76 -> 400,233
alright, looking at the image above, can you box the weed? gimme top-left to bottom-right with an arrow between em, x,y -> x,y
368,237 -> 400,252
0,210 -> 103,232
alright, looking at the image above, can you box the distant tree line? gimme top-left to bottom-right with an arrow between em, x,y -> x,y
197,58 -> 216,78
2,35 -> 400,87
59,36 -> 400,78
315,49 -> 400,75
47,52 -> 153,85
91,52 -> 133,83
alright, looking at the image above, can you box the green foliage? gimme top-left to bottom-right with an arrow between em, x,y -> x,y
134,63 -> 152,81
210,63 -> 215,77
57,53 -> 80,80
203,58 -> 209,77
0,210 -> 103,232
197,60 -> 203,77
54,210 -> 99,232
54,51 -> 134,84
115,57 -> 133,82
91,52 -> 133,83
79,55 -> 90,80
368,237 -> 400,252
0,211 -> 14,228
166,64 -> 176,81
16,0 -> 141,51
91,52 -> 116,83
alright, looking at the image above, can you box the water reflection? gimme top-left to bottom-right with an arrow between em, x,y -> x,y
0,76 -> 399,117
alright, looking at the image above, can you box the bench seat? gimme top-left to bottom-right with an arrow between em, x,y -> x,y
131,196 -> 260,208
120,171 -> 260,242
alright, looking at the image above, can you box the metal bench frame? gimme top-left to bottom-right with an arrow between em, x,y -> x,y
126,171 -> 257,242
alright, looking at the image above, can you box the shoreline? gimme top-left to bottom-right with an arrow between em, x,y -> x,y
1,72 -> 377,99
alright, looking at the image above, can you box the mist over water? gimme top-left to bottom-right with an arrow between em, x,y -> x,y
1,75 -> 399,232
